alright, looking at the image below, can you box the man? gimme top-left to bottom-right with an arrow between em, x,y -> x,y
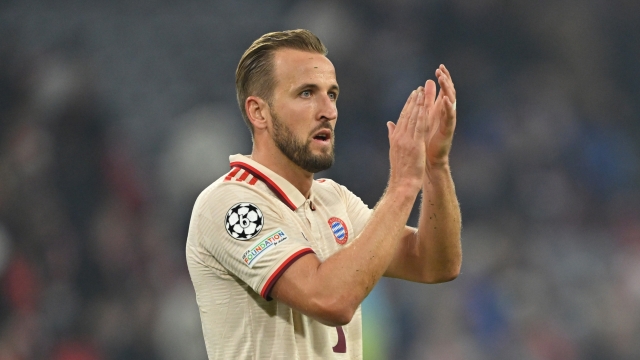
186,29 -> 461,359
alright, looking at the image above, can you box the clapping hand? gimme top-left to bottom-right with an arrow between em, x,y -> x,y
423,65 -> 457,171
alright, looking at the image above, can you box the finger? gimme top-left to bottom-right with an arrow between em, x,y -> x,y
440,64 -> 455,99
414,92 -> 428,139
440,64 -> 452,81
423,79 -> 437,132
424,79 -> 437,110
438,74 -> 455,101
437,66 -> 456,103
439,95 -> 457,137
387,121 -> 396,138
407,87 -> 424,133
397,90 -> 417,133
434,69 -> 446,104
417,86 -> 425,105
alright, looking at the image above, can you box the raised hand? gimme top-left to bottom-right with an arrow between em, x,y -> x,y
387,87 -> 429,194
423,65 -> 457,170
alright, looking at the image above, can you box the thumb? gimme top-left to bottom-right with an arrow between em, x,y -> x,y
387,121 -> 396,138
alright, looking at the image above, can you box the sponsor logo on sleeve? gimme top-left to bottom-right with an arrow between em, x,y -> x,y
328,217 -> 348,245
242,229 -> 289,268
225,203 -> 264,240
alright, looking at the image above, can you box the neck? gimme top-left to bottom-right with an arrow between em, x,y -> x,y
250,144 -> 314,199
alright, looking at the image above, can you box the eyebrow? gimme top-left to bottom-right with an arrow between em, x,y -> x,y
293,83 -> 340,94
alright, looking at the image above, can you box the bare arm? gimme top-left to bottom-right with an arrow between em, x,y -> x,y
271,88 -> 429,326
385,64 -> 462,283
385,167 -> 462,283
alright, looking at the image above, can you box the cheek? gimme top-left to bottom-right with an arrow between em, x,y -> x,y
273,99 -> 316,131
288,104 -> 315,125
274,112 -> 308,137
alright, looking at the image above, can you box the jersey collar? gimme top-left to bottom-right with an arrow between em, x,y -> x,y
229,154 -> 307,211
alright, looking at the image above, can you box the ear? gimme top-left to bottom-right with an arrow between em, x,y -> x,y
246,96 -> 270,131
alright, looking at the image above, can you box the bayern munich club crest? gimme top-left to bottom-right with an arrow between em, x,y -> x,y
328,217 -> 348,245
225,203 -> 264,240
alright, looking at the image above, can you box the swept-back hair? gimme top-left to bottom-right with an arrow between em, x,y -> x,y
235,29 -> 327,133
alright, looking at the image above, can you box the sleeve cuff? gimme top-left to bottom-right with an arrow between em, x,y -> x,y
260,248 -> 315,300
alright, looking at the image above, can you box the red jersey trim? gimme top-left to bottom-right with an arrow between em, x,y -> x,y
236,170 -> 250,182
230,162 -> 298,211
261,248 -> 315,300
224,167 -> 241,181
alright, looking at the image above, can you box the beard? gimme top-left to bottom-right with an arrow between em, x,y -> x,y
271,110 -> 335,173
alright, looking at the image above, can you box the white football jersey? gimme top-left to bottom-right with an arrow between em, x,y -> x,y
186,154 -> 373,359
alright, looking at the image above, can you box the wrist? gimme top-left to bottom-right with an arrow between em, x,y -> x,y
428,161 -> 451,173
424,162 -> 454,188
386,180 -> 421,201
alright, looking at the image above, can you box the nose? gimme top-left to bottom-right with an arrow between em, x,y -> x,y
317,93 -> 337,122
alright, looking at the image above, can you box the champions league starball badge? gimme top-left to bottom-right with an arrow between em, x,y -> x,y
225,203 -> 264,240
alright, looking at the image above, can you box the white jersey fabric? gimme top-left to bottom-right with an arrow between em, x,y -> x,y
186,154 -> 373,359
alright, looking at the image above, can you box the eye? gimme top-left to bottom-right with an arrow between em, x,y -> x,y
301,90 -> 311,98
329,92 -> 338,100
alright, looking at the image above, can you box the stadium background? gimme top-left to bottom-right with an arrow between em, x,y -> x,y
1,1 -> 639,359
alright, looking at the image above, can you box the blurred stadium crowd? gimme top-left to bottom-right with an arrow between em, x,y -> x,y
1,0 -> 639,359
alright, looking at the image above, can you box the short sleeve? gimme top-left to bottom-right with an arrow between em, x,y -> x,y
188,182 -> 314,300
330,181 -> 374,238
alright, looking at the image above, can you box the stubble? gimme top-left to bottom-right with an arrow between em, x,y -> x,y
271,110 -> 335,173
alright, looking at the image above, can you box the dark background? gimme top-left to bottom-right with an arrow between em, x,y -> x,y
1,1 -> 639,359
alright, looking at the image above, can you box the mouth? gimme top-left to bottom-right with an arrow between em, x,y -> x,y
311,128 -> 333,144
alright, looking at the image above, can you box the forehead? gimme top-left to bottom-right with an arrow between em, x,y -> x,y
272,48 -> 337,90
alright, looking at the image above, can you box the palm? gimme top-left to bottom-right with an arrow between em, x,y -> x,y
423,66 -> 456,169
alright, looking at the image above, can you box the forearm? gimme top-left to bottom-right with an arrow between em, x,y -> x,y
272,86 -> 429,325
311,185 -> 417,317
416,164 -> 462,282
